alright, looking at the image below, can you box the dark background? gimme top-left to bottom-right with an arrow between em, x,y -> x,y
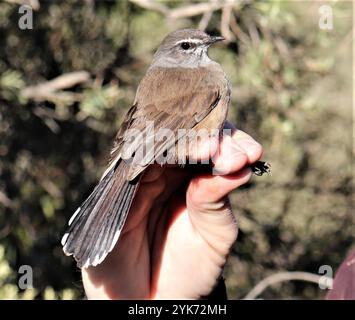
0,0 -> 353,299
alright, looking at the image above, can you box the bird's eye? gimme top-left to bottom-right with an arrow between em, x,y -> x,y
180,42 -> 191,50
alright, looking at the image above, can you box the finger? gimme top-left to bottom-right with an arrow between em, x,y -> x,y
223,121 -> 264,163
123,174 -> 166,233
212,128 -> 263,175
187,131 -> 220,163
232,129 -> 263,164
212,133 -> 249,175
188,167 -> 252,205
185,169 -> 251,257
188,127 -> 263,205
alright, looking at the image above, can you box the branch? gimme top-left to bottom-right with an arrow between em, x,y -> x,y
22,71 -> 90,102
198,11 -> 213,31
129,0 -> 230,20
0,191 -> 14,209
229,11 -> 250,44
4,0 -> 40,10
244,271 -> 333,299
220,3 -> 234,42
168,2 -> 226,20
198,0 -> 219,31
245,15 -> 260,48
129,0 -> 168,15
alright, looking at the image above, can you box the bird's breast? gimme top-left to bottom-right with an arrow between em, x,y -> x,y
194,71 -> 231,131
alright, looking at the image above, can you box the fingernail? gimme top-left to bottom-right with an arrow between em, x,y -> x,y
212,148 -> 247,175
237,139 -> 262,162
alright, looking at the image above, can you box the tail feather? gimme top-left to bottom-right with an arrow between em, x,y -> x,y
89,176 -> 135,266
62,161 -> 140,268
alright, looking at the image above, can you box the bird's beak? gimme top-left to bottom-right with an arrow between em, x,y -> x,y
205,36 -> 225,46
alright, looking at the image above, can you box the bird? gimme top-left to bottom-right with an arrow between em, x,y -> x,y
61,29 -> 233,269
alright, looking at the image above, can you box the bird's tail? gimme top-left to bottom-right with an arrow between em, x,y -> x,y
61,160 -> 140,268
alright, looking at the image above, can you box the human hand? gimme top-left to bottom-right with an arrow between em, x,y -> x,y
82,122 -> 263,299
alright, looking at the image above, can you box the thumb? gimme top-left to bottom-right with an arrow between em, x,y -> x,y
185,127 -> 263,255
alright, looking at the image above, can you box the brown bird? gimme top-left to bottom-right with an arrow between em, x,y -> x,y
61,29 -> 232,268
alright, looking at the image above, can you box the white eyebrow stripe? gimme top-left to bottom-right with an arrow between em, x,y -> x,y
176,38 -> 204,45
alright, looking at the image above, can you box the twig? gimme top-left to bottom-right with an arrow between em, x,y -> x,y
171,2 -> 225,20
22,71 -> 90,102
129,0 -> 227,20
199,10 -> 213,31
229,12 -> 250,44
32,106 -> 70,121
4,0 -> 40,10
23,72 -> 90,132
244,271 -> 333,299
129,0 -> 168,15
198,0 -> 218,31
245,16 -> 260,48
0,191 -> 14,209
221,3 -> 234,42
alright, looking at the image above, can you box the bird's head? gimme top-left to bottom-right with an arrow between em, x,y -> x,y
152,29 -> 224,69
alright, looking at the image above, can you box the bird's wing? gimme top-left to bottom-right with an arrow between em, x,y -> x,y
108,66 -> 222,180
107,103 -> 137,170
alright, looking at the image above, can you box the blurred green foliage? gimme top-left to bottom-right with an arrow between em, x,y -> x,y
0,0 -> 353,299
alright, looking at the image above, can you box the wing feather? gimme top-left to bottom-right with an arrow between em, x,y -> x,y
108,67 -> 222,180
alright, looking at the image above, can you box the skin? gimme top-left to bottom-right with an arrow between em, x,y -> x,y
82,122 -> 263,299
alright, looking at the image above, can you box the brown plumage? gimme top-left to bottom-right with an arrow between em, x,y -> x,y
110,66 -> 230,180
61,29 -> 230,268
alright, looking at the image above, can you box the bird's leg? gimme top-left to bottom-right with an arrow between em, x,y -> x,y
250,161 -> 271,176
